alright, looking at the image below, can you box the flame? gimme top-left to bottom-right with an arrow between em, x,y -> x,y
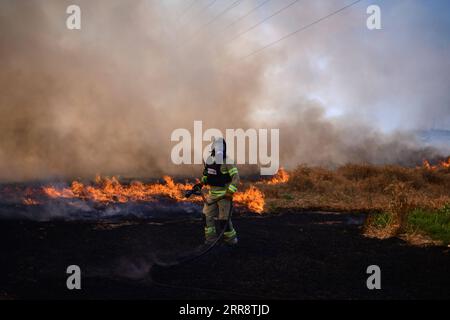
440,157 -> 450,169
43,176 -> 191,203
23,198 -> 39,205
422,160 -> 437,170
266,167 -> 289,185
40,175 -> 266,213
233,186 -> 265,214
422,157 -> 450,170
42,186 -> 75,198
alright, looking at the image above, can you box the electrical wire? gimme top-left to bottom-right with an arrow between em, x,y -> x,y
186,0 -> 242,43
220,0 -> 272,33
242,0 -> 364,59
227,0 -> 301,44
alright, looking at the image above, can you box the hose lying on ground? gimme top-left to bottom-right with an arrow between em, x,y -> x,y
151,191 -> 233,268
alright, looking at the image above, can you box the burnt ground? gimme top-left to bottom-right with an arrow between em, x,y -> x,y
0,211 -> 449,300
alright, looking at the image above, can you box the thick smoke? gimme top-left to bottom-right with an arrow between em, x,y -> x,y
0,0 -> 447,182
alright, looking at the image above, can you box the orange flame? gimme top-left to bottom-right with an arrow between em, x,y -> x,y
422,157 -> 450,170
43,176 -> 191,203
233,186 -> 265,214
266,167 -> 289,185
23,198 -> 39,205
440,157 -> 450,169
40,175 -> 266,213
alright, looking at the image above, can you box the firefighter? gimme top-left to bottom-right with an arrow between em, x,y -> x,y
197,137 -> 239,246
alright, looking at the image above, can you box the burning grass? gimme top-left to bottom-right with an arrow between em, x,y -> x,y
21,160 -> 449,214
16,159 -> 450,243
30,169 -> 291,215
43,175 -> 192,203
39,175 -> 267,214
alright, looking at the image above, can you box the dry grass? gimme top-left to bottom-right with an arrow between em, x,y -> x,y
258,163 -> 450,214
255,163 -> 450,245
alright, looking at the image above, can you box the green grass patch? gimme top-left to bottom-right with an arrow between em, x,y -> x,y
408,205 -> 450,245
367,204 -> 450,245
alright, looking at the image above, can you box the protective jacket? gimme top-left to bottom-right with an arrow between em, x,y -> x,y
201,156 -> 239,199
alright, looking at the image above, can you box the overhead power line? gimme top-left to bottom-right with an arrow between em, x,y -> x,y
178,0 -> 242,49
188,0 -> 271,49
191,0 -> 242,38
178,0 -> 218,29
227,0 -> 301,44
219,0 -> 272,33
242,0 -> 364,59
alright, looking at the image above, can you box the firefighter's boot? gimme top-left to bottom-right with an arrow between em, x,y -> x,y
204,226 -> 217,245
219,220 -> 238,246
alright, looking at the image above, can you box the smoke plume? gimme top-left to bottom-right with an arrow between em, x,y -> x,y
0,0 -> 448,181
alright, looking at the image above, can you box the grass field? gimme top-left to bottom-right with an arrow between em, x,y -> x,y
365,207 -> 450,245
256,161 -> 450,245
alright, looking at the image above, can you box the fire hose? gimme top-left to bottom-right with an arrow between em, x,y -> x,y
148,186 -> 279,299
152,185 -> 233,268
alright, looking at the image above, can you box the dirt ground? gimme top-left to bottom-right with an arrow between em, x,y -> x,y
0,211 -> 449,300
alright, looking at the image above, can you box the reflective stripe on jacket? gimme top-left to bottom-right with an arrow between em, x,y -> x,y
202,160 -> 239,199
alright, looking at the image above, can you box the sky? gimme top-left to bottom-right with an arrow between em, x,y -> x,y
0,0 -> 448,180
